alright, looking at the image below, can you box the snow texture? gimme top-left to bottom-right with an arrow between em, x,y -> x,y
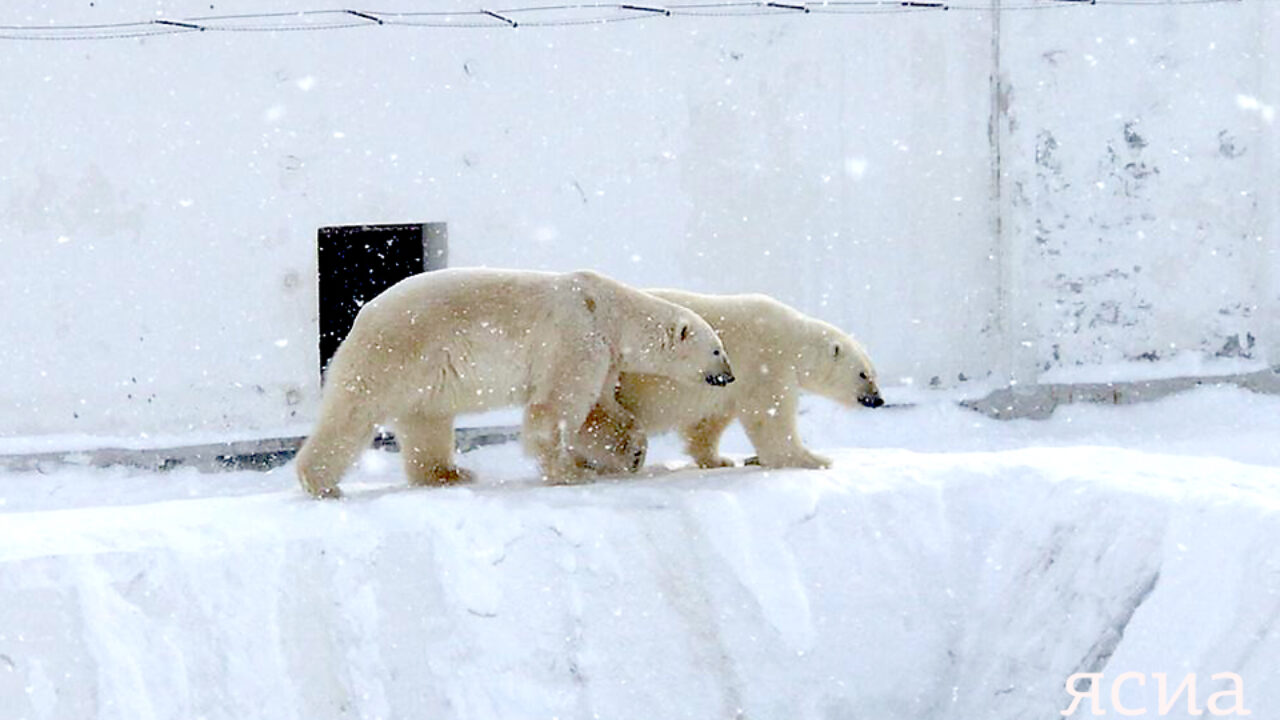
1,386 -> 1277,719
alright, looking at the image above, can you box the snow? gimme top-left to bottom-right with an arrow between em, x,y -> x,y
1,385 -> 1278,719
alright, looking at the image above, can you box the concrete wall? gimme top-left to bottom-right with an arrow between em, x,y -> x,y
0,0 -> 1274,438
998,2 -> 1279,383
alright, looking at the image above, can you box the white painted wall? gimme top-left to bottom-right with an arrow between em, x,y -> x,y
0,1 -> 1274,438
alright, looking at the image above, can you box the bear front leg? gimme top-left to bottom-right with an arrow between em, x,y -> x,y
396,411 -> 474,486
738,391 -> 831,470
524,353 -> 609,484
574,403 -> 648,474
680,413 -> 736,469
566,365 -> 647,474
524,402 -> 593,484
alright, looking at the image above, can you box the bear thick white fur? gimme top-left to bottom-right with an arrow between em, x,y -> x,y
296,269 -> 734,498
575,289 -> 882,471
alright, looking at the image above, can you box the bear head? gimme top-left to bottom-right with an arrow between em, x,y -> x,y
802,322 -> 883,409
623,305 -> 734,388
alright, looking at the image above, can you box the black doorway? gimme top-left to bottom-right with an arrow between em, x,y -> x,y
316,222 -> 448,378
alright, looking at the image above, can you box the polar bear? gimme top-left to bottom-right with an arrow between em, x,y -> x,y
573,290 -> 882,472
296,269 -> 734,498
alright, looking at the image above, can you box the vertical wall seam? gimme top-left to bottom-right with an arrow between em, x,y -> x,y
991,0 -> 1037,387
1260,5 -> 1280,366
990,0 -> 1010,383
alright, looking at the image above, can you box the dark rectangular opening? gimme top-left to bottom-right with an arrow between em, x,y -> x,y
316,222 -> 447,377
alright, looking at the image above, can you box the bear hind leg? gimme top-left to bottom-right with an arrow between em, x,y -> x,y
296,401 -> 379,499
681,414 -> 735,469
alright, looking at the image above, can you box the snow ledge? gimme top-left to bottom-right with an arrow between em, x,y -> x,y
1,445 -> 1277,719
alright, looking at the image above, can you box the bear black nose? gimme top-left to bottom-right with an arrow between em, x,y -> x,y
859,394 -> 885,408
706,372 -> 735,387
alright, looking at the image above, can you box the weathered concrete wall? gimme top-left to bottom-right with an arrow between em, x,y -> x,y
998,2 -> 1279,381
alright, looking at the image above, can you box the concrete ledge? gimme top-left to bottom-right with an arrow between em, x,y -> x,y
0,426 -> 519,474
963,367 -> 1280,420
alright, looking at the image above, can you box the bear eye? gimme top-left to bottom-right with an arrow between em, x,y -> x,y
713,349 -> 721,356
679,324 -> 690,342
832,344 -> 841,359
859,371 -> 868,380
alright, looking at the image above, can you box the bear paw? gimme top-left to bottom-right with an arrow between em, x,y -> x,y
754,451 -> 832,470
541,468 -> 593,486
797,452 -> 833,470
540,452 -> 596,485
409,465 -> 476,487
299,473 -> 343,500
302,483 -> 343,500
695,455 -> 736,469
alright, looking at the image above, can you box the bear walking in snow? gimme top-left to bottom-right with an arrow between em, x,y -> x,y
573,290 -> 882,472
296,269 -> 734,498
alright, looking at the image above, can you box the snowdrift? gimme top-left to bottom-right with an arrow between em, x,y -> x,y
2,389 -> 1278,719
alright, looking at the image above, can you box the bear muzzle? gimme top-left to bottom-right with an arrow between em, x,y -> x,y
858,393 -> 885,408
705,371 -> 735,387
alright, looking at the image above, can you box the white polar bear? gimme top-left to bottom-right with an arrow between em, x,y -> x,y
296,269 -> 735,498
574,289 -> 882,472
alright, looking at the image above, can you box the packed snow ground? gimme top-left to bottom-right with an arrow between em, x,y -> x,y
1,385 -> 1278,719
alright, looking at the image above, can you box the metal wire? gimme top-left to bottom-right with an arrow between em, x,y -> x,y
0,0 -> 1263,41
